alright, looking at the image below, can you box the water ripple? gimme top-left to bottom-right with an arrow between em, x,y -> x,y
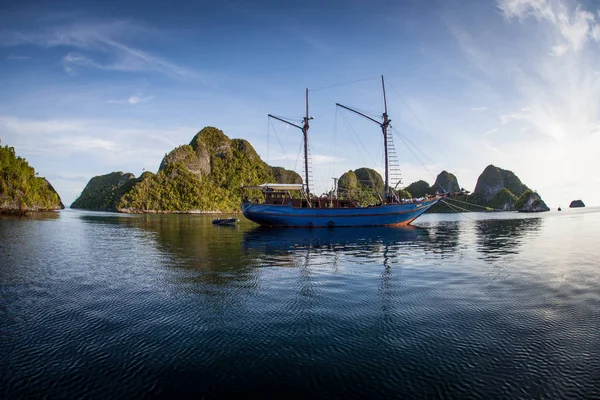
1,210 -> 599,398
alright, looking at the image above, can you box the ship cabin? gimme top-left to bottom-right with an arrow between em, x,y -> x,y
242,183 -> 360,209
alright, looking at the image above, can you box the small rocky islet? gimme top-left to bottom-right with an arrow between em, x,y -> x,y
569,199 -> 585,208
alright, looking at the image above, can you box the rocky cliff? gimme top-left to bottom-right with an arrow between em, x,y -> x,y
432,171 -> 460,194
159,145 -> 210,178
0,144 -> 64,213
71,171 -> 137,211
73,127 -> 300,213
516,190 -> 550,212
473,165 -> 529,203
271,166 -> 302,184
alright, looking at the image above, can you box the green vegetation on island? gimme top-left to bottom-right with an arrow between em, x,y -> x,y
71,171 -> 137,211
0,144 -> 64,213
337,167 -> 385,206
489,188 -> 518,211
405,180 -> 432,198
515,189 -> 550,212
118,163 -> 234,212
73,127 -> 301,213
402,171 -> 460,200
413,171 -> 461,213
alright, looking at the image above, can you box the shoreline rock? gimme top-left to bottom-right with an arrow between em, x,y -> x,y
0,208 -> 61,216
118,208 -> 238,214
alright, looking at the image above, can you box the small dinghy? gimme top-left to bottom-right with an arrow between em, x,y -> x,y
212,218 -> 239,226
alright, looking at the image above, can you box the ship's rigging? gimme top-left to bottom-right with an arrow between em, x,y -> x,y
268,75 -> 404,203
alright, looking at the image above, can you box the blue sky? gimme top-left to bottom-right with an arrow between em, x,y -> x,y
1,0 -> 599,207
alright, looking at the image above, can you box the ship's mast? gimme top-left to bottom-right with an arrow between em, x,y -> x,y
381,75 -> 390,199
336,75 -> 392,200
268,88 -> 313,202
303,88 -> 310,199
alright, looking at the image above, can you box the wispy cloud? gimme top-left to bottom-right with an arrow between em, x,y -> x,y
499,109 -> 531,124
550,43 -> 568,56
480,128 -> 505,155
264,152 -> 343,169
61,52 -> 101,74
128,95 -> 154,104
106,94 -> 155,105
6,55 -> 30,60
0,19 -> 198,78
52,137 -> 118,152
0,116 -> 87,134
482,128 -> 498,137
311,154 -> 344,166
450,1 -> 600,142
498,0 -> 600,53
0,115 -> 193,161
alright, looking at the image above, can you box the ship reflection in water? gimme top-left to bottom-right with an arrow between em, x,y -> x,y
242,225 -> 426,252
241,225 -> 440,270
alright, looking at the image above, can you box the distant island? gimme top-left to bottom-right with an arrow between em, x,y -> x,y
569,199 -> 585,208
71,126 -> 551,214
0,143 -> 64,214
388,165 -> 549,213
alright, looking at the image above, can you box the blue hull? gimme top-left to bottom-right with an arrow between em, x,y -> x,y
242,198 -> 441,227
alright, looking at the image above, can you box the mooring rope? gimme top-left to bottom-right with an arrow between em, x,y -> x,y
441,200 -> 478,220
441,199 -> 471,212
443,197 -> 505,212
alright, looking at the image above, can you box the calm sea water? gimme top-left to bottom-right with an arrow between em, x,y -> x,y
1,208 -> 599,399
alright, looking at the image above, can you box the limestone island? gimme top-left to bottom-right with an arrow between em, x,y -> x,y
72,127 -> 301,213
569,200 -> 585,208
0,143 -> 64,214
